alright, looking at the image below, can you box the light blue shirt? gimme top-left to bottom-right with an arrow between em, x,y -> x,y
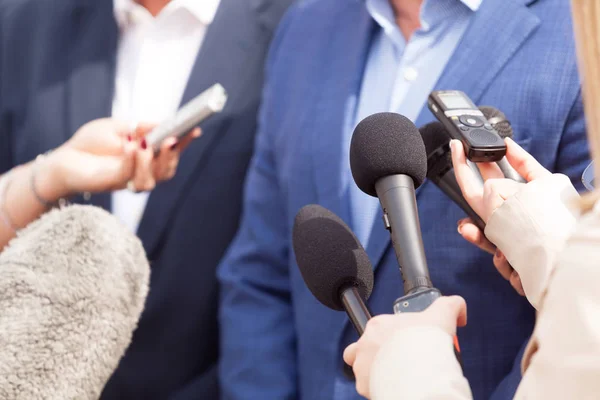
347,0 -> 482,248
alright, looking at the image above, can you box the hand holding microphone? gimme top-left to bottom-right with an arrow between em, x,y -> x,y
343,296 -> 468,399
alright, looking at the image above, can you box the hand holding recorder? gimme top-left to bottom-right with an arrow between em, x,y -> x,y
450,137 -> 552,295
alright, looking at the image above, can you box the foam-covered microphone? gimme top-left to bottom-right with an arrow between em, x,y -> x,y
293,204 -> 373,335
350,112 -> 430,295
421,122 -> 486,231
479,106 -> 526,183
350,113 -> 462,364
0,205 -> 149,400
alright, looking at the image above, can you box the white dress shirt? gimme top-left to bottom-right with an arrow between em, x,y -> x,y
111,0 -> 221,233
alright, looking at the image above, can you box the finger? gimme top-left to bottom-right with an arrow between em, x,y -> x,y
355,377 -> 370,399
494,250 -> 513,281
155,137 -> 180,181
133,122 -> 159,140
458,221 -> 496,254
110,141 -> 137,190
102,119 -> 135,139
477,162 -> 505,181
176,127 -> 202,152
431,296 -> 468,327
450,140 -> 484,208
510,271 -> 526,296
132,145 -> 156,192
343,343 -> 358,366
505,138 -> 551,182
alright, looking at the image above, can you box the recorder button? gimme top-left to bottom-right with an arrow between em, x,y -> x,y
459,115 -> 484,127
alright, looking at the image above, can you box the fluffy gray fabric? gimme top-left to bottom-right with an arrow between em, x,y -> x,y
0,205 -> 150,399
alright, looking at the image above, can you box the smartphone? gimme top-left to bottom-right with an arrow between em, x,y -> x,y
146,83 -> 228,151
428,90 -> 506,162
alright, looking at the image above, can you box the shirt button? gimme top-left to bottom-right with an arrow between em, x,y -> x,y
403,67 -> 419,82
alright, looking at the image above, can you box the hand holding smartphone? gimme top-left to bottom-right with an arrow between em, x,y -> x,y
145,83 -> 228,152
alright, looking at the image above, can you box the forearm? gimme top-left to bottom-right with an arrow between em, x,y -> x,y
0,153 -> 67,249
515,209 -> 600,399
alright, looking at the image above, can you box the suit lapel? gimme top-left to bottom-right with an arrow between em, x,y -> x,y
311,2 -> 374,227
137,0 -> 256,256
66,0 -> 118,210
366,0 -> 541,274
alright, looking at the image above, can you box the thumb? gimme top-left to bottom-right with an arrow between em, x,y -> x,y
429,296 -> 468,330
343,343 -> 358,366
483,178 -> 522,202
504,138 -> 551,182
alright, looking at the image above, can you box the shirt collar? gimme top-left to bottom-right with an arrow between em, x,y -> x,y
113,0 -> 221,28
366,0 -> 482,42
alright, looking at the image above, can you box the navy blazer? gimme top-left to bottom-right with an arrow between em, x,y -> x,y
0,0 -> 293,398
218,0 -> 590,399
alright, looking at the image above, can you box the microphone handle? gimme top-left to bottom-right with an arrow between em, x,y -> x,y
340,286 -> 372,335
375,175 -> 432,294
436,169 -> 486,232
497,157 -> 527,183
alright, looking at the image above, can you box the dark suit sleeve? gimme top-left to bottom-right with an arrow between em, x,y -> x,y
0,6 -> 11,175
216,9 -> 298,400
489,91 -> 590,400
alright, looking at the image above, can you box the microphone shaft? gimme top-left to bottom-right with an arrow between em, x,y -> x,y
341,286 -> 372,335
437,170 -> 486,231
497,158 -> 526,183
375,175 -> 432,294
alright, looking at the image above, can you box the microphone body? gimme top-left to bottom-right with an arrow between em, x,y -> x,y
350,113 -> 462,365
375,174 -> 432,293
432,169 -> 486,231
421,123 -> 485,230
341,286 -> 373,335
480,106 -> 526,183
497,158 -> 526,183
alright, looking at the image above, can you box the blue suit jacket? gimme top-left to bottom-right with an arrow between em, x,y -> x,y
218,0 -> 589,399
0,0 -> 292,398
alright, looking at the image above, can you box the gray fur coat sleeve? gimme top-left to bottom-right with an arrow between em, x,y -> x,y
0,205 -> 150,399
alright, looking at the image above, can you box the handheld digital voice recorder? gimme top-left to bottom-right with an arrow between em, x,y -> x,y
428,90 -> 506,162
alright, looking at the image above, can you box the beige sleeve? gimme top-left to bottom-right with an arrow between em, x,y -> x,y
515,203 -> 600,399
484,174 -> 579,309
369,327 -> 473,400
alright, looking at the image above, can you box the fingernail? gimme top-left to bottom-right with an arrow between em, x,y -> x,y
169,140 -> 179,151
127,135 -> 132,142
457,225 -> 462,234
141,139 -> 147,150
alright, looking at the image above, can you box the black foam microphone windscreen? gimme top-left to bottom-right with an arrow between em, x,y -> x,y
479,106 -> 525,182
0,205 -> 150,400
350,112 -> 432,294
479,106 -> 513,139
293,204 -> 373,311
350,112 -> 427,197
